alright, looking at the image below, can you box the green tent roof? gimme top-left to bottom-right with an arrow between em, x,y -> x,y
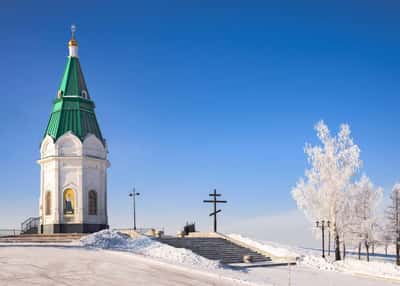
44,56 -> 104,145
59,57 -> 90,98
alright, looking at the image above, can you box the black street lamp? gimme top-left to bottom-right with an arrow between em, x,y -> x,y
327,220 -> 331,256
316,220 -> 329,258
396,189 -> 400,266
129,188 -> 140,230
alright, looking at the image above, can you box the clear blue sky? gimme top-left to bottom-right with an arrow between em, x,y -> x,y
1,1 -> 400,245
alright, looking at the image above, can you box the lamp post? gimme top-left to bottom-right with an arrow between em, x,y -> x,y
396,189 -> 400,266
316,220 -> 327,258
327,220 -> 331,256
129,188 -> 140,230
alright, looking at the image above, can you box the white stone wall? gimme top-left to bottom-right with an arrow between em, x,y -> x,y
38,132 -> 109,228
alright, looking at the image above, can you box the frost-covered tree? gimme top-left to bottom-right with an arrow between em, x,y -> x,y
348,175 -> 383,261
335,186 -> 359,260
292,121 -> 362,260
385,183 -> 400,265
380,224 -> 394,256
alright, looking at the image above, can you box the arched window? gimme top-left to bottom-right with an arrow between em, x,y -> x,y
63,189 -> 75,215
82,90 -> 88,99
89,190 -> 97,215
45,191 -> 51,215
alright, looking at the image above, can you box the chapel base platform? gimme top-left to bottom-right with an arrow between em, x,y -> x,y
40,223 -> 108,234
0,233 -> 85,243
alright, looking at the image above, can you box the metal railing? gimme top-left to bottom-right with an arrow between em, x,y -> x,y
21,217 -> 39,234
0,229 -> 21,237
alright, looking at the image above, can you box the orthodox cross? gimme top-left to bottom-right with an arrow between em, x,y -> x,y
71,24 -> 77,39
203,189 -> 227,232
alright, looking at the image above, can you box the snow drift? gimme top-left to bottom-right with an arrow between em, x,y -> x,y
228,233 -> 400,281
228,234 -> 299,258
80,230 -> 222,270
300,255 -> 400,281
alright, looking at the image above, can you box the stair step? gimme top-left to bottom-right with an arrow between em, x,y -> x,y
157,237 -> 271,264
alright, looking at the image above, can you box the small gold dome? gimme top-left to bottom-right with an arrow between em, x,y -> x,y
68,39 -> 78,47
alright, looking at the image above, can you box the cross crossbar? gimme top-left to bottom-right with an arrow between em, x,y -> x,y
203,200 -> 227,203
209,209 -> 221,216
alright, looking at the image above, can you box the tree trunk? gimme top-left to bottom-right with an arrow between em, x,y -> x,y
358,242 -> 361,260
365,242 -> 370,262
342,242 -> 346,260
385,245 -> 388,256
372,243 -> 374,255
335,232 -> 341,261
396,239 -> 400,266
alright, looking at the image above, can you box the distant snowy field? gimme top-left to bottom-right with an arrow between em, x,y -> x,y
0,230 -> 398,286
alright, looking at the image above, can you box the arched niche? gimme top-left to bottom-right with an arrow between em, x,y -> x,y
88,190 -> 97,215
63,188 -> 76,215
45,191 -> 51,215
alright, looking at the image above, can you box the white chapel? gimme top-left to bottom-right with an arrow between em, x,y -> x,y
38,27 -> 109,233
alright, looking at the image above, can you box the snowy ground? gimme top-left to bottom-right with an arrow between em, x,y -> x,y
229,234 -> 400,284
0,246 -> 245,286
0,231 -> 398,286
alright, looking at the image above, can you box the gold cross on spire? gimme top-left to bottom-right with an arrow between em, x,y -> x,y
69,24 -> 78,47
71,24 -> 76,39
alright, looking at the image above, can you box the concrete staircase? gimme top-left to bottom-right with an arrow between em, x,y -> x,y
158,237 -> 272,264
0,234 -> 84,243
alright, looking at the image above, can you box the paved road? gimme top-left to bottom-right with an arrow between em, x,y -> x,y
0,245 -> 246,286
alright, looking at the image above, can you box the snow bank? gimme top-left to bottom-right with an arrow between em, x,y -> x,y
228,234 -> 299,258
228,233 -> 400,281
80,230 -> 222,270
295,247 -> 400,280
301,256 -> 400,281
299,255 -> 336,271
